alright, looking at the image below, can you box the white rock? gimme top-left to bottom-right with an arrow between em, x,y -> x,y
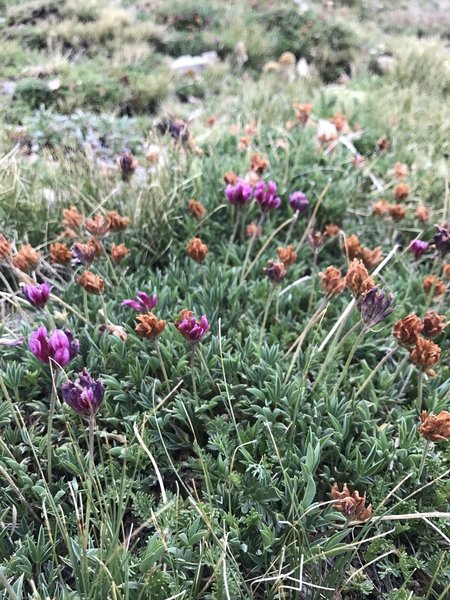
171,51 -> 219,74
297,57 -> 310,78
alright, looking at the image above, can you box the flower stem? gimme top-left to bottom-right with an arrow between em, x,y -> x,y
224,207 -> 240,267
355,345 -> 398,399
416,371 -> 424,413
155,340 -> 170,393
190,345 -> 198,401
83,289 -> 89,322
417,440 -> 430,482
333,325 -> 366,399
47,363 -> 59,483
240,212 -> 265,284
259,286 -> 275,346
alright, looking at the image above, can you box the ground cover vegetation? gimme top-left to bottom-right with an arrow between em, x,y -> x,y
1,0 -> 450,597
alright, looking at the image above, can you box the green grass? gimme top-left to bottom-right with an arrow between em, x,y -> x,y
1,0 -> 450,598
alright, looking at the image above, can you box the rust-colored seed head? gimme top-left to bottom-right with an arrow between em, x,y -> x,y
443,264 -> 450,279
419,411 -> 450,442
331,483 -> 372,522
0,234 -> 12,259
372,199 -> 391,216
187,237 -> 208,263
409,336 -> 441,374
423,275 -> 446,297
246,223 -> 262,238
188,199 -> 206,220
293,102 -> 313,124
361,246 -> 383,269
394,183 -> 410,201
107,210 -> 130,232
389,204 -> 406,221
377,136 -> 389,152
224,171 -> 238,185
320,266 -> 345,297
415,206 -> 430,223
330,112 -> 348,132
250,153 -> 269,175
263,260 -> 286,285
394,162 -> 409,180
88,236 -> 103,258
277,245 -> 297,266
111,243 -> 129,263
135,312 -> 166,340
12,244 -> 41,273
422,310 -> 446,339
86,214 -> 110,237
50,242 -> 72,264
324,224 -> 340,237
63,206 -> 83,229
393,314 -> 423,346
345,234 -> 363,260
345,259 -> 375,297
78,271 -> 105,295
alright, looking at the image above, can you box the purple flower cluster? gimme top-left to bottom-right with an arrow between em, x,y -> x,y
23,282 -> 52,309
175,310 -> 209,344
289,191 -> 309,214
359,287 -> 396,328
254,181 -> 281,212
62,369 -> 104,417
225,180 -> 253,207
410,239 -> 429,261
29,326 -> 79,367
122,291 -> 158,312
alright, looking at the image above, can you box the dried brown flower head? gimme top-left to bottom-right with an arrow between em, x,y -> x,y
361,246 -> 383,269
394,162 -> 409,180
207,115 -> 217,127
277,245 -> 297,266
320,266 -> 346,297
111,243 -> 129,263
345,234 -> 363,260
443,264 -> 450,279
0,234 -> 12,260
12,244 -> 41,273
331,483 -> 372,522
63,206 -> 83,229
423,275 -> 446,297
88,236 -> 103,258
263,260 -> 286,285
419,411 -> 450,442
377,136 -> 389,152
99,323 -> 128,342
188,199 -> 206,220
409,336 -> 441,375
86,214 -> 110,237
238,136 -> 251,151
330,112 -> 348,133
415,206 -> 430,223
394,183 -> 410,201
107,210 -> 130,232
78,271 -> 105,295
135,312 -> 166,340
246,223 -> 262,238
389,204 -> 406,221
293,102 -> 313,124
393,314 -> 423,346
278,51 -> 296,66
187,238 -> 208,263
422,311 -> 446,339
250,153 -> 269,175
372,199 -> 391,216
50,242 -> 72,265
345,259 -> 376,296
324,224 -> 340,237
225,169 -> 238,182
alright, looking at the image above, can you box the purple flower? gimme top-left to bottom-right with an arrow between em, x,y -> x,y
289,191 -> 309,213
263,260 -> 286,285
122,291 -> 158,312
62,369 -> 104,417
225,179 -> 253,207
254,181 -> 281,212
359,287 -> 396,328
23,282 -> 52,309
410,239 -> 429,260
29,326 -> 79,367
434,223 -> 450,257
175,310 -> 209,344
